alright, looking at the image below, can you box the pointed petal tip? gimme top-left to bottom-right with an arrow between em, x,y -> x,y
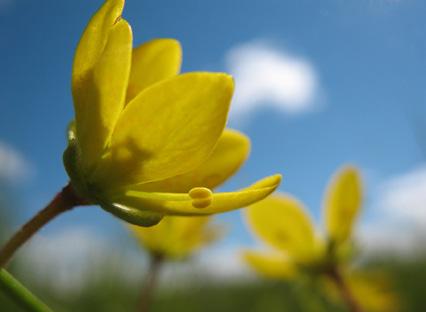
253,174 -> 282,189
109,0 -> 125,11
188,72 -> 234,93
223,128 -> 251,152
165,38 -> 182,49
340,164 -> 360,175
219,72 -> 234,91
100,0 -> 126,27
113,18 -> 133,40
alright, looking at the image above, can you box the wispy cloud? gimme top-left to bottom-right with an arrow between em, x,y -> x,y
0,141 -> 33,183
375,165 -> 426,226
225,40 -> 321,120
358,165 -> 426,255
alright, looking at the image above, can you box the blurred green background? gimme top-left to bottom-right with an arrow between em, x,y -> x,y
1,255 -> 426,311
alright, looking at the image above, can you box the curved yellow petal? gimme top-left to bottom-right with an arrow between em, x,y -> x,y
324,166 -> 362,244
126,39 -> 182,103
72,0 -> 124,84
245,194 -> 316,261
128,216 -> 217,259
243,250 -> 295,279
112,174 -> 281,216
73,19 -> 132,170
93,72 -> 234,188
135,129 -> 250,193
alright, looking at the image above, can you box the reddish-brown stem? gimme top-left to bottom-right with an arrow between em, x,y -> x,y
139,254 -> 163,312
327,267 -> 364,312
0,183 -> 85,268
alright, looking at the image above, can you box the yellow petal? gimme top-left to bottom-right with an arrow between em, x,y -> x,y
134,129 -> 250,193
73,19 -> 132,170
324,166 -> 362,244
72,0 -> 124,84
92,72 -> 234,188
128,216 -> 217,259
245,194 -> 316,261
243,250 -> 295,279
112,174 -> 281,216
126,39 -> 182,103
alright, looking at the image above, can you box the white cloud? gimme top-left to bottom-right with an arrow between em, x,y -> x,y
226,40 -> 321,119
375,165 -> 426,226
358,165 -> 426,255
0,141 -> 33,183
357,223 -> 419,256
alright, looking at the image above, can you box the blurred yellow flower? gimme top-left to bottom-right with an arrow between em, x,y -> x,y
129,216 -> 222,260
242,166 -> 398,312
243,165 -> 361,276
63,0 -> 281,227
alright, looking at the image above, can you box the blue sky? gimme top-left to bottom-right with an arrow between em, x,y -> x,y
0,0 -> 425,260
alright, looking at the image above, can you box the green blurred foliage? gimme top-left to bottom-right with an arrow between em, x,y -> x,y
1,255 -> 426,311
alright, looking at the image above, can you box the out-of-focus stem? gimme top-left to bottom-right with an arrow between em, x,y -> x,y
0,183 -> 85,268
0,269 -> 52,312
139,254 -> 163,312
327,267 -> 364,312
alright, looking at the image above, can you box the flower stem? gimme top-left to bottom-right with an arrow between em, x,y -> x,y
327,267 -> 364,312
0,183 -> 85,268
0,269 -> 52,312
139,254 -> 163,312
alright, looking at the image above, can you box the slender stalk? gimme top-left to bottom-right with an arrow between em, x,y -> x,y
0,183 -> 85,268
0,269 -> 52,312
327,267 -> 364,312
139,254 -> 163,312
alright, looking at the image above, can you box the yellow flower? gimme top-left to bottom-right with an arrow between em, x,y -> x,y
63,0 -> 281,226
242,166 -> 399,312
242,165 -> 362,277
129,216 -> 222,260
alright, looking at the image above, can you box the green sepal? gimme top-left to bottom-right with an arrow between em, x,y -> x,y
63,121 -> 164,227
100,201 -> 163,227
63,120 -> 90,200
